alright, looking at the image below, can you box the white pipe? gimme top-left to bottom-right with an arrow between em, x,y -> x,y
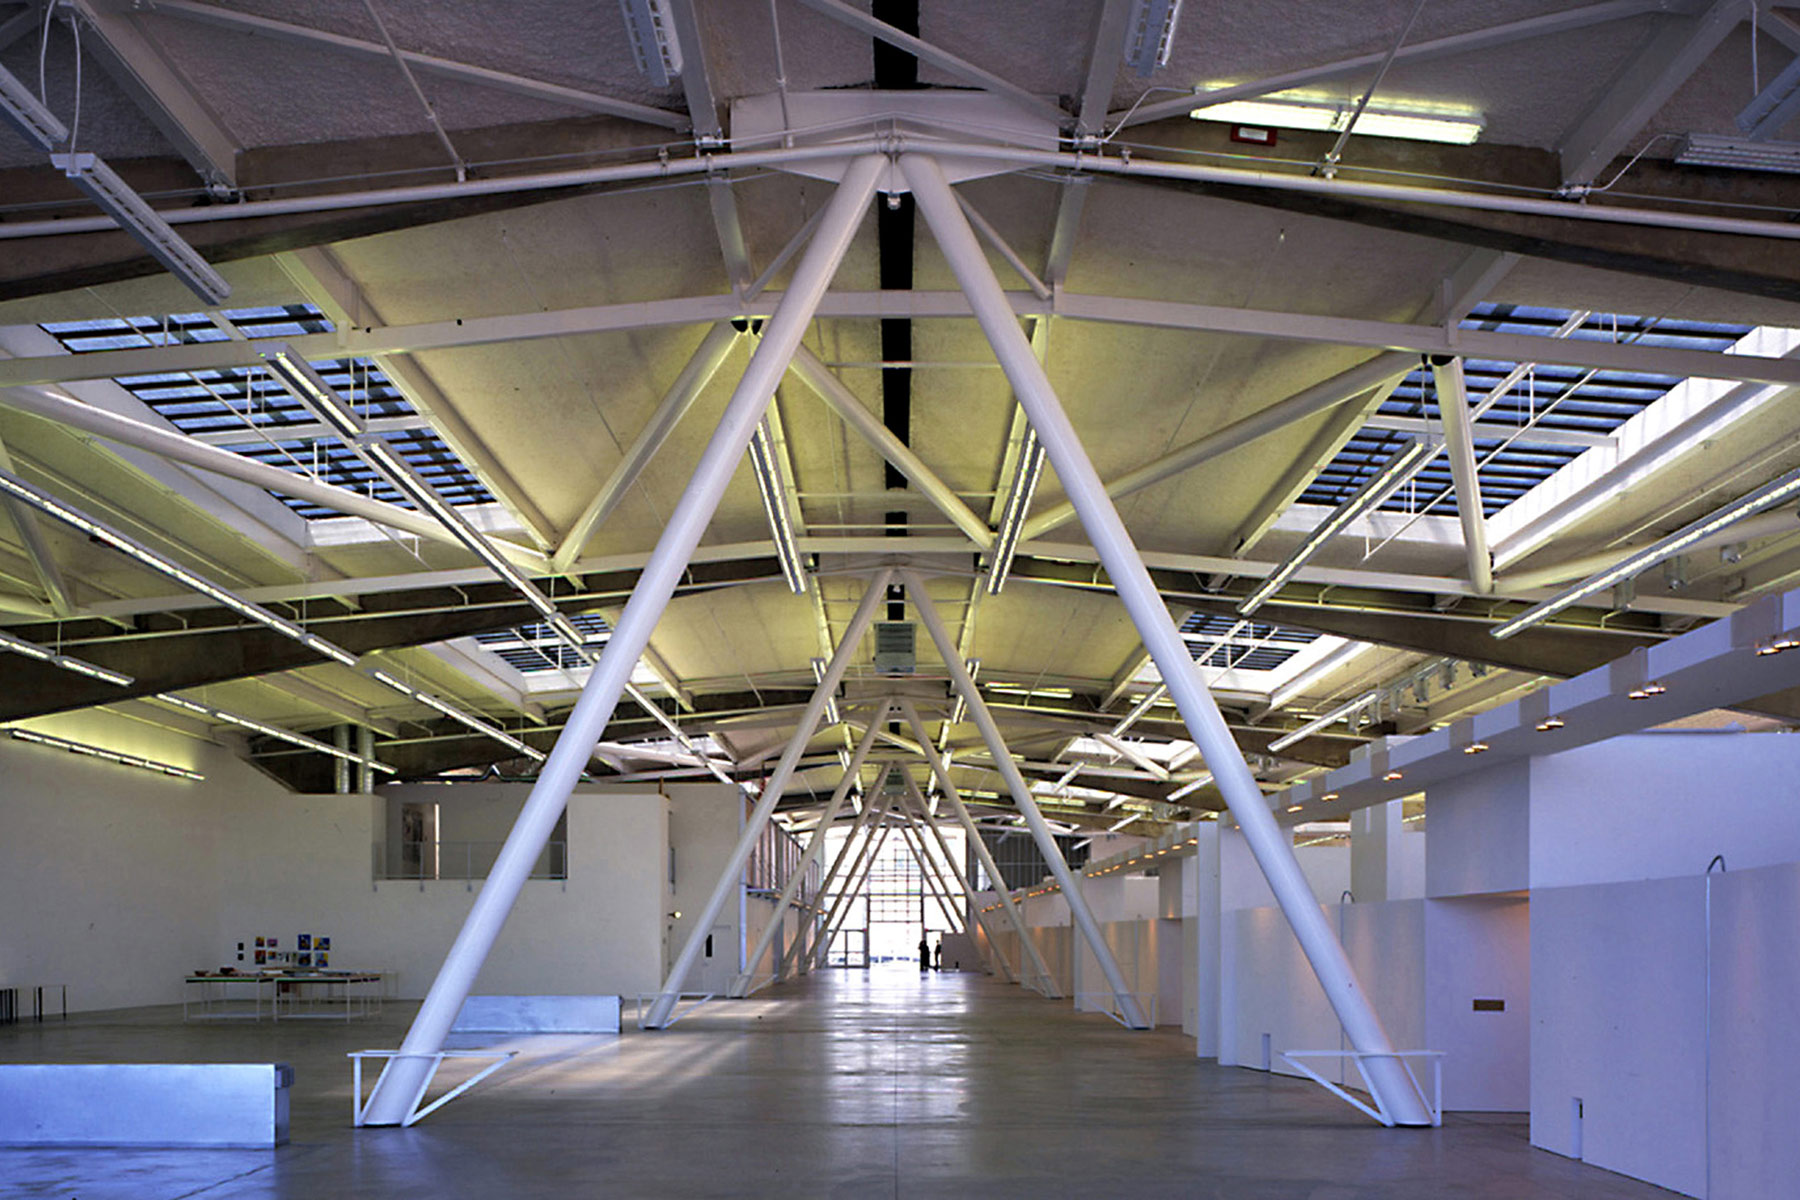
902,153 -> 1430,1122
731,701 -> 888,996
5,132 -> 1800,246
903,575 -> 1149,1028
645,568 -> 892,1025
360,152 -> 882,1122
898,699 -> 1058,994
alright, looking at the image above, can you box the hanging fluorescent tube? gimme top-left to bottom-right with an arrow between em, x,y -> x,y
811,657 -> 840,725
1191,98 -> 1482,145
1493,464 -> 1800,640
260,347 -> 366,439
1124,0 -> 1184,76
1267,690 -> 1380,753
1165,771 -> 1213,802
1239,437 -> 1434,616
7,727 -> 203,781
1674,133 -> 1800,175
1265,639 -> 1375,713
748,418 -> 807,594
988,430 -> 1045,595
157,693 -> 396,774
369,668 -> 545,761
0,628 -> 133,687
0,467 -> 357,668
50,153 -> 229,304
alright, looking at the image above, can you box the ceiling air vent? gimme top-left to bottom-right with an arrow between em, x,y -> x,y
873,622 -> 916,676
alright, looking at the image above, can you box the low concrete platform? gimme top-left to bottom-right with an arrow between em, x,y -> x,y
451,993 -> 620,1033
0,969 -> 1678,1198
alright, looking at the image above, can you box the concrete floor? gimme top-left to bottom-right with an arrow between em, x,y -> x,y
2,968 -> 1679,1199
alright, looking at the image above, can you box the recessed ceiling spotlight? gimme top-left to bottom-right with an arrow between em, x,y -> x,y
1627,682 -> 1668,700
1536,717 -> 1566,732
1321,792 -> 1340,802
1463,741 -> 1490,755
1383,770 -> 1404,781
1286,804 -> 1304,813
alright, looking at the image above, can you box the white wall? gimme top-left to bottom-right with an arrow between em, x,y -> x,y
1427,757 -> 1529,897
217,786 -> 669,999
1529,732 -> 1800,889
0,710 -> 229,1012
1424,896 -> 1529,1112
662,783 -> 744,995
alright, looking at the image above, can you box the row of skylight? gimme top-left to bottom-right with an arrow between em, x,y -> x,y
1179,612 -> 1318,674
1300,304 -> 1756,518
40,307 -> 490,519
473,613 -> 612,674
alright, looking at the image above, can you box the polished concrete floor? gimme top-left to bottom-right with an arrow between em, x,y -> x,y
2,968 -> 1680,1199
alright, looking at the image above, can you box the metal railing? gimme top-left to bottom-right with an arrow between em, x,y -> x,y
373,840 -> 567,882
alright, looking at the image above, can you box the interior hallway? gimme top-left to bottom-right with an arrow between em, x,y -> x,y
3,969 -> 1677,1199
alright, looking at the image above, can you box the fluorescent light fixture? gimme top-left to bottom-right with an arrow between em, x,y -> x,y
748,417 -> 806,594
1124,0 -> 1183,76
1165,771 -> 1213,802
1240,438 -> 1434,616
987,430 -> 1044,595
370,668 -> 545,762
261,347 -> 365,439
1493,464 -> 1800,640
50,153 -> 229,304
1190,98 -> 1482,145
618,0 -> 682,88
7,727 -> 203,781
157,693 -> 396,774
0,467 -> 358,668
1267,690 -> 1379,753
0,628 -> 133,687
1675,133 -> 1800,175
1265,639 -> 1374,712
0,61 -> 70,149
811,656 -> 840,725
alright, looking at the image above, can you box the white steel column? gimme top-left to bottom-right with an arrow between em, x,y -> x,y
901,773 -> 1015,982
1428,355 -> 1495,593
903,577 -> 1148,1029
360,154 -> 882,1123
903,152 -> 1430,1122
730,703 -> 889,996
645,568 -> 892,1026
898,700 -> 1056,995
781,782 -> 881,978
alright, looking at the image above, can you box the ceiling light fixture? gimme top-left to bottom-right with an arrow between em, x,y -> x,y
1384,770 -> 1405,781
51,153 -> 230,304
1463,741 -> 1489,755
1535,717 -> 1565,732
1286,803 -> 1304,813
0,467 -> 357,668
1627,682 -> 1667,700
1267,690 -> 1380,753
987,430 -> 1044,595
1493,465 -> 1800,640
618,0 -> 683,88
1165,771 -> 1213,802
1240,438 -> 1433,616
1190,98 -> 1482,145
0,628 -> 133,687
1321,792 -> 1340,802
1674,133 -> 1800,175
157,693 -> 396,775
370,669 -> 545,762
7,727 -> 203,781
748,417 -> 807,594
1123,0 -> 1184,76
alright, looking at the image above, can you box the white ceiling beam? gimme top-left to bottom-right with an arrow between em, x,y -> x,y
1558,0 -> 1749,186
1429,356 -> 1496,593
14,288 -> 1800,389
424,638 -> 546,723
0,6 -> 42,51
71,0 -> 240,193
144,0 -> 687,129
0,429 -> 74,616
1114,0 -> 1673,128
1075,0 -> 1134,139
792,0 -> 1069,126
1365,414 -> 1616,449
193,414 -> 429,447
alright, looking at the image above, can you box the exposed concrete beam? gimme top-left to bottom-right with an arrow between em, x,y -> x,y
254,674 -> 402,738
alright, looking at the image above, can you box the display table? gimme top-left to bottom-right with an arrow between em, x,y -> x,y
184,972 -> 383,1022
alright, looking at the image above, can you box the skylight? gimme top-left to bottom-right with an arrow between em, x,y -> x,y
40,306 -> 491,519
473,612 -> 611,674
1179,612 -> 1318,674
1301,304 -> 1756,519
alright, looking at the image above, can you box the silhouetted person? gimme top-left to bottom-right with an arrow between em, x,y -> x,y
919,936 -> 930,972
934,941 -> 943,971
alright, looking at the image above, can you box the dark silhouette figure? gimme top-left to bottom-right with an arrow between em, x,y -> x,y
919,936 -> 930,972
934,941 -> 943,971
